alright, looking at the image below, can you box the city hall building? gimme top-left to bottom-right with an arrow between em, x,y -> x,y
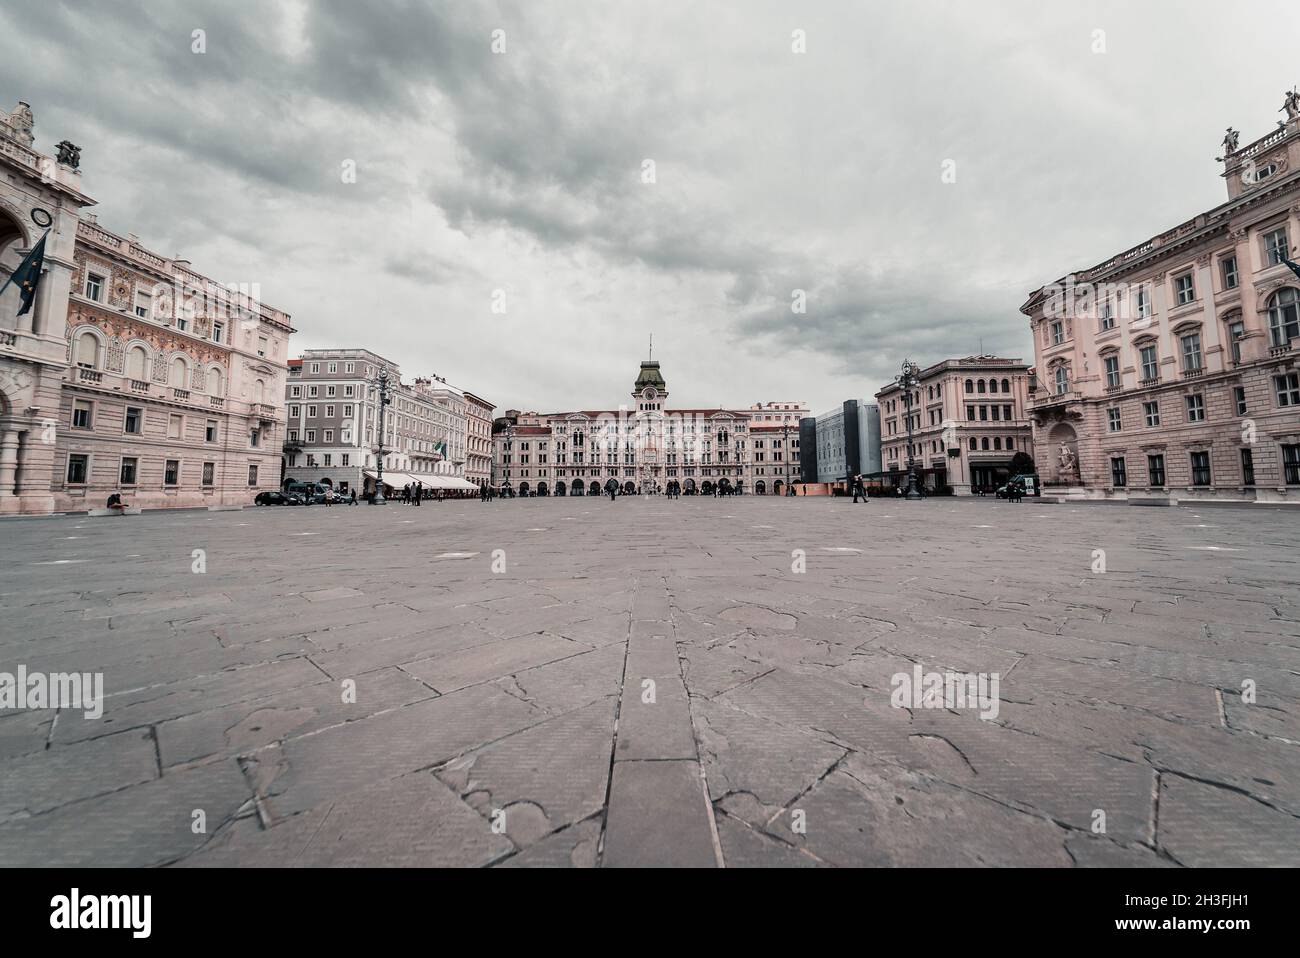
1022,98 -> 1300,502
492,358 -> 806,495
0,101 -> 293,514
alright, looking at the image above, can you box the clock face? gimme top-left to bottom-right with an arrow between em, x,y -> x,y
643,387 -> 658,401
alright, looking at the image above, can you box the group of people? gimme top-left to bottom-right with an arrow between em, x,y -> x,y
398,482 -> 439,505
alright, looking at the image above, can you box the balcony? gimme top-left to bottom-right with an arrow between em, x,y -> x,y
0,331 -> 16,348
1140,376 -> 1160,388
77,367 -> 103,384
1269,343 -> 1294,359
129,379 -> 150,393
1181,367 -> 1205,380
173,388 -> 190,401
209,395 -> 225,409
255,403 -> 280,420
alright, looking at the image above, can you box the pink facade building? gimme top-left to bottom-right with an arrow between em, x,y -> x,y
1022,98 -> 1300,502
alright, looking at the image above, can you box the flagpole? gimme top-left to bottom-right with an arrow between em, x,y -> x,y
0,229 -> 50,299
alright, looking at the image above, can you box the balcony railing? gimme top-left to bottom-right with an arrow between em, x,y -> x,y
0,331 -> 16,347
209,396 -> 225,408
129,379 -> 150,393
255,403 -> 279,419
77,367 -> 103,384
1140,375 -> 1160,387
1182,367 -> 1204,379
173,388 -> 190,401
1029,389 -> 1082,409
1269,343 -> 1294,358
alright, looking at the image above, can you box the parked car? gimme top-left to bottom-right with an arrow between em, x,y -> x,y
287,482 -> 331,504
255,490 -> 304,506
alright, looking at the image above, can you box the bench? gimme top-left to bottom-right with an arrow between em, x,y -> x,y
88,507 -> 142,517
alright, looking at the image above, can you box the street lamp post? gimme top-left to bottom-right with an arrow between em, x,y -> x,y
899,360 -> 923,501
370,366 -> 392,505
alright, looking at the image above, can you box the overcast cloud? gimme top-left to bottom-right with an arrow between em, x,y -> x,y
3,0 -> 1298,413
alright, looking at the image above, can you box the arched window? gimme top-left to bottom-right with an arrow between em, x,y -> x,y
994,437 -> 1002,450
1001,378 -> 1010,393
977,379 -> 986,393
1268,288 -> 1300,348
125,345 -> 149,380
989,379 -> 998,394
965,379 -> 974,393
981,437 -> 990,450
208,367 -> 224,395
969,437 -> 976,450
75,331 -> 100,369
254,379 -> 266,403
171,356 -> 189,387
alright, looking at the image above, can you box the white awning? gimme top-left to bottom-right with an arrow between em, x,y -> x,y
363,470 -> 477,491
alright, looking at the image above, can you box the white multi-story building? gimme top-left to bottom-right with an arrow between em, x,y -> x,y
491,356 -> 808,495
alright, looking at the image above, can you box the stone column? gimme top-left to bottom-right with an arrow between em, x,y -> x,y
0,427 -> 18,507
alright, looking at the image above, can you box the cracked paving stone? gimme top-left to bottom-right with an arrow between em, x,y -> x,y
435,697 -> 616,846
1156,773 -> 1300,867
180,771 -> 512,867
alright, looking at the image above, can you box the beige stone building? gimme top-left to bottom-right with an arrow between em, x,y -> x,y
875,357 -> 1034,494
1021,99 -> 1300,501
491,357 -> 806,495
463,391 -> 495,486
1,101 -> 293,513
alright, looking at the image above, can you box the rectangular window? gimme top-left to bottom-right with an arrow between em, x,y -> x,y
85,273 -> 104,301
164,459 -> 180,486
1190,451 -> 1211,486
1148,454 -> 1166,488
308,386 -> 318,398
206,419 -> 218,442
1140,344 -> 1159,381
202,461 -> 215,486
323,430 -> 333,443
1185,394 -> 1205,422
307,405 -> 317,417
212,320 -> 224,344
124,406 -> 142,435
325,405 -> 335,418
248,464 -> 259,487
1137,286 -> 1151,320
250,428 -> 261,448
1235,387 -> 1247,416
1222,256 -> 1238,290
1265,227 -> 1289,267
67,454 -> 88,484
1110,457 -> 1127,487
257,336 -> 268,358
1181,332 -> 1202,371
1107,407 -> 1121,432
306,430 -> 316,443
1240,448 -> 1255,487
1276,373 -> 1300,407
344,385 -> 355,397
342,454 -> 350,467
1283,444 -> 1300,485
323,454 -> 332,467
327,386 -> 336,398
291,386 -> 301,398
168,414 -> 183,439
134,291 -> 151,318
290,405 -> 300,417
1174,272 -> 1195,306
328,363 -> 337,373
343,405 -> 353,417
1050,321 -> 1064,345
1104,355 -> 1121,388
1100,300 -> 1114,331
1229,321 -> 1245,364
72,399 -> 93,429
119,456 -> 137,485
310,363 -> 320,374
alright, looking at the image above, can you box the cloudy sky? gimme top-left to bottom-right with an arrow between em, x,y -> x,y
3,0 -> 1298,413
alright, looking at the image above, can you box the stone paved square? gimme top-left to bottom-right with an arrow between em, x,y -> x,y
1,497 -> 1297,867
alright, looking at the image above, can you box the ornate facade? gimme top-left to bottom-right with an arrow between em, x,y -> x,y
491,358 -> 806,495
1022,99 -> 1300,501
1,101 -> 293,513
876,357 -> 1034,494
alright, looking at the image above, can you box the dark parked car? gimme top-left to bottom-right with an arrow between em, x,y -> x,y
255,490 -> 304,506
